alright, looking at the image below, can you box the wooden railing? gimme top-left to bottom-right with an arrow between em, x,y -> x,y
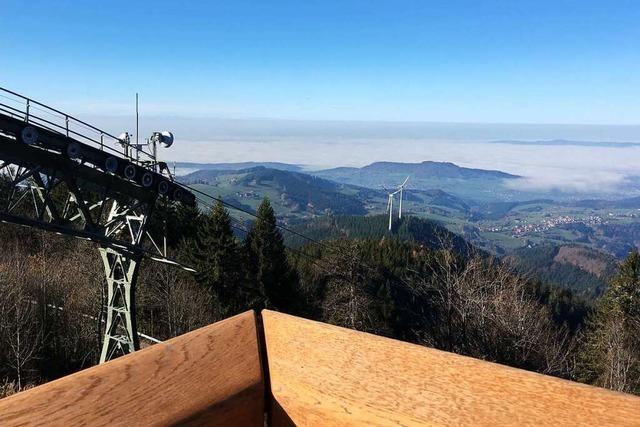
0,311 -> 264,426
262,311 -> 640,426
1,309 -> 639,426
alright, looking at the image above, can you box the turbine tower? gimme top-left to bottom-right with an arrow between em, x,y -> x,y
385,187 -> 400,231
397,175 -> 410,219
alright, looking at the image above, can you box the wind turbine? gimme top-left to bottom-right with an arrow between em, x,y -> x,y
384,187 -> 400,231
397,175 -> 410,219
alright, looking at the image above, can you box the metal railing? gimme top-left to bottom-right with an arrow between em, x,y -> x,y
0,86 -> 154,164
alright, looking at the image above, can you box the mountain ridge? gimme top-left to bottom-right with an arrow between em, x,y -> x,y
175,161 -> 303,172
316,160 -> 519,179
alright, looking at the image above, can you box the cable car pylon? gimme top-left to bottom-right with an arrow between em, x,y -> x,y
0,87 -> 195,363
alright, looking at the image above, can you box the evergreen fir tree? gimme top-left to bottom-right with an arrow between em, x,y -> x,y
576,250 -> 640,394
609,250 -> 640,319
151,201 -> 201,249
187,199 -> 244,314
244,198 -> 292,309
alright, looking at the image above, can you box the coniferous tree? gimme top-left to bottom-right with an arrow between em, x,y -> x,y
187,199 -> 244,314
244,198 -> 293,309
576,250 -> 640,394
149,200 -> 201,250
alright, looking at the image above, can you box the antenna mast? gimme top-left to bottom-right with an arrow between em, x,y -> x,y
136,93 -> 139,147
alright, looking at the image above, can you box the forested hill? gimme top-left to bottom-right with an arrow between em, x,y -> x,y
505,244 -> 618,298
181,166 -> 377,216
312,160 -> 522,202
286,215 -> 472,255
318,161 -> 519,179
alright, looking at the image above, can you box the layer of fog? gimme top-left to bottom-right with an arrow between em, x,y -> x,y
170,138 -> 639,194
86,116 -> 640,196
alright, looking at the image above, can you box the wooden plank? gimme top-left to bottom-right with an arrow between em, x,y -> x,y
0,311 -> 264,427
262,310 -> 640,427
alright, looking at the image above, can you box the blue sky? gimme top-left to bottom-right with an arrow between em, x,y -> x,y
1,0 -> 639,124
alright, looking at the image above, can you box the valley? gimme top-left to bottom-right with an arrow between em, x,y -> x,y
178,161 -> 640,262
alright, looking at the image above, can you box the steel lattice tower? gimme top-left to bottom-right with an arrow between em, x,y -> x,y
0,87 -> 195,363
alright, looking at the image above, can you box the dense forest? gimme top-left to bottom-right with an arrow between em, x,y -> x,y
286,214 -> 471,254
0,198 -> 639,398
505,244 -> 617,299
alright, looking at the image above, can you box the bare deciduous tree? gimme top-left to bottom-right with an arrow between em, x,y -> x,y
409,250 -> 573,377
0,255 -> 41,389
141,262 -> 219,339
321,240 -> 382,333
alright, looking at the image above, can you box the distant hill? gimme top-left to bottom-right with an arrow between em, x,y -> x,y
313,161 -> 520,202
180,166 -> 378,217
286,215 -> 473,256
177,169 -> 233,182
316,161 -> 518,180
175,161 -> 303,173
569,196 -> 640,209
504,244 -> 618,298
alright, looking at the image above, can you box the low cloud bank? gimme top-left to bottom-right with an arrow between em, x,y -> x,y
162,138 -> 640,195
505,172 -> 634,194
85,115 -> 640,196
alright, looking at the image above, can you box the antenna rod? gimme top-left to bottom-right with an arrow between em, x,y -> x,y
136,93 -> 139,147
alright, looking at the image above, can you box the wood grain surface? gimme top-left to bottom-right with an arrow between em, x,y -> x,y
262,310 -> 640,427
0,311 -> 264,427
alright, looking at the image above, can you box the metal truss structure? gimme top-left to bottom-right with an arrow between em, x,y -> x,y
98,200 -> 153,362
0,87 -> 195,363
